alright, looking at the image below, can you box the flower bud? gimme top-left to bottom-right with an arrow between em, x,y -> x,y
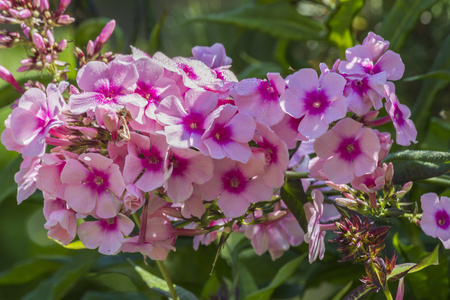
0,0 -> 10,10
10,8 -> 32,20
0,65 -> 25,93
55,14 -> 75,25
86,40 -> 94,57
57,39 -> 67,51
98,20 -> 116,45
32,32 -> 46,52
39,0 -> 50,12
46,29 -> 54,45
57,0 -> 71,15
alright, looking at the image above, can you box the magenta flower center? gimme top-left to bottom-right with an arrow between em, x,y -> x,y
222,169 -> 247,194
135,82 -> 160,103
351,77 -> 370,96
170,154 -> 189,176
86,169 -> 109,193
337,137 -> 362,162
258,80 -> 278,102
435,210 -> 450,229
140,148 -> 163,171
303,89 -> 329,115
212,124 -> 231,144
182,112 -> 204,133
178,63 -> 198,80
392,104 -> 405,126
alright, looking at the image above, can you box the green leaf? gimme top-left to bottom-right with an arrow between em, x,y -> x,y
128,260 -> 199,300
382,150 -> 450,183
364,257 -> 387,290
404,70 -> 450,82
148,8 -> 167,55
0,257 -> 64,285
188,3 -> 327,42
50,239 -> 86,250
332,281 -> 354,300
245,254 -> 305,300
411,35 -> 450,142
23,251 -> 99,300
0,155 -> 21,205
421,117 -> 450,151
326,0 -> 365,54
343,284 -> 376,300
379,0 -> 440,52
81,291 -> 147,300
280,177 -> 309,232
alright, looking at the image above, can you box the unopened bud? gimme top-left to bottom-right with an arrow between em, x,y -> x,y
0,15 -> 21,24
55,14 -> 75,25
9,8 -> 32,20
21,25 -> 30,38
0,65 -> 25,93
98,20 -> 116,45
57,0 -> 71,15
361,110 -> 379,123
46,30 -> 54,45
0,1 -> 10,10
39,0 -> 49,12
57,39 -> 67,51
86,40 -> 94,57
32,32 -> 46,52
383,162 -> 394,182
402,181 -> 413,193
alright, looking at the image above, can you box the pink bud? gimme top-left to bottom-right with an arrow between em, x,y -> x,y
0,15 -> 20,24
383,162 -> 394,182
32,32 -> 46,51
98,20 -> 116,45
44,54 -> 52,63
70,84 -> 80,95
21,25 -> 30,38
0,1 -> 10,10
40,0 -> 49,11
46,30 -> 54,45
57,39 -> 67,51
55,15 -> 75,25
57,0 -> 71,15
86,40 -> 94,57
33,0 -> 41,7
10,8 -> 32,19
402,181 -> 413,193
0,65 -> 24,93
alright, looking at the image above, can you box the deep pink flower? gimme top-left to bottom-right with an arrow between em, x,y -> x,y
78,213 -> 134,255
420,193 -> 450,246
61,153 -> 125,218
122,132 -> 168,192
313,118 -> 380,184
201,157 -> 272,218
7,83 -> 66,157
232,73 -> 286,126
384,82 -> 417,146
155,89 -> 218,150
69,59 -> 146,114
164,147 -> 214,203
202,104 -> 255,163
280,69 -> 347,139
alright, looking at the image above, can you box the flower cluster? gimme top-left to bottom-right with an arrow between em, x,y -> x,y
1,17 -> 427,263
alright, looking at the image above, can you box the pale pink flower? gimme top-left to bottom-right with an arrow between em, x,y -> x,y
201,157 -> 272,218
384,82 -> 417,146
202,104 -> 255,163
69,59 -> 146,114
304,190 -> 326,263
342,73 -> 386,115
191,43 -> 232,68
270,113 -> 308,149
78,213 -> 134,255
420,193 -> 450,247
14,156 -> 41,204
155,89 -> 218,150
280,69 -> 347,139
362,32 -> 390,62
313,118 -> 380,184
122,132 -> 168,192
232,73 -> 286,126
61,153 -> 125,218
123,184 -> 145,213
43,195 -> 77,245
164,147 -> 214,203
178,185 -> 206,219
7,84 -> 66,157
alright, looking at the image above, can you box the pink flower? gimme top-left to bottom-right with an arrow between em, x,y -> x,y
155,89 -> 218,150
270,113 -> 308,149
420,193 -> 450,246
342,73 -> 386,115
78,213 -> 134,255
191,43 -> 232,69
232,73 -> 286,126
202,104 -> 255,163
123,133 -> 168,192
304,190 -> 326,263
43,196 -> 77,245
7,84 -> 66,157
313,118 -> 380,184
61,153 -> 125,218
384,82 -> 417,146
201,157 -> 272,218
69,59 -> 146,114
280,69 -> 347,139
164,147 -> 214,203
14,156 -> 41,204
362,32 -> 390,62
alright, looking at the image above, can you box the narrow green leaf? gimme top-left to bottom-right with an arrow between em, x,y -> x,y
326,0 -> 365,54
343,284 -> 376,300
383,150 -> 450,183
81,291 -> 147,300
188,3 -> 327,42
245,254 -> 305,300
379,0 -> 440,52
128,260 -> 199,300
411,35 -> 450,142
404,70 -> 450,82
148,8 -> 167,55
280,178 -> 309,232
332,281 -> 354,300
0,258 -> 63,285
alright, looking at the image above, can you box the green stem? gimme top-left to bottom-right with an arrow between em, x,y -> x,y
285,171 -> 310,178
156,260 -> 179,300
384,283 -> 393,300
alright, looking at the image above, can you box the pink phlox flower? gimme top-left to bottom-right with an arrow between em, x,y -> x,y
318,59 -> 340,81
127,57 -> 182,134
270,113 -> 308,149
8,83 -> 66,157
384,82 -> 417,146
164,147 -> 214,203
313,118 -> 380,184
61,153 -> 125,218
107,141 -> 128,172
78,213 -> 134,255
280,68 -> 347,139
192,219 -> 229,250
351,166 -> 386,194
288,139 -> 314,170
177,184 -> 207,219
15,156 -> 41,204
201,156 -> 272,218
420,193 -> 450,246
94,106 -> 120,139
252,121 -> 289,188
362,32 -> 390,62
123,132 -> 169,192
43,195 -> 77,245
191,43 -> 232,69
202,104 -> 256,163
1,115 -> 24,153
155,89 -> 218,150
304,190 -> 326,263
374,129 -> 393,161
232,73 -> 286,126
308,156 -> 328,182
69,59 -> 146,114
123,184 -> 145,213
338,44 -> 404,81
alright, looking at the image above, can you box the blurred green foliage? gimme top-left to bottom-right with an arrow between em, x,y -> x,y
0,0 -> 449,299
